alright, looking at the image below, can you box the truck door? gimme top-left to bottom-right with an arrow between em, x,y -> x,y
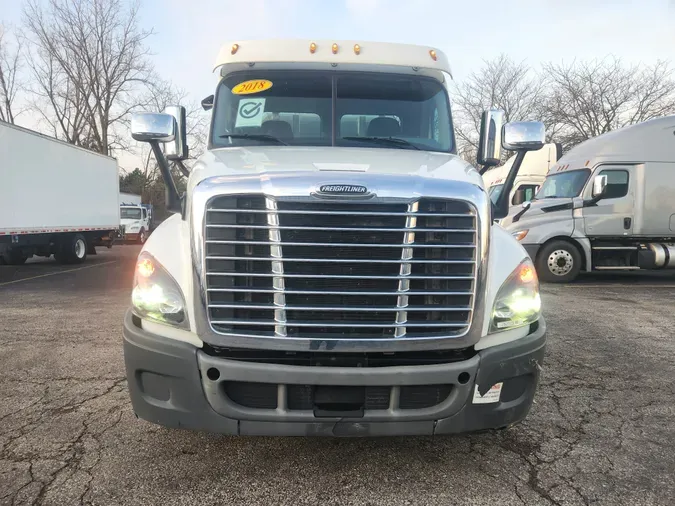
511,182 -> 540,206
582,166 -> 634,237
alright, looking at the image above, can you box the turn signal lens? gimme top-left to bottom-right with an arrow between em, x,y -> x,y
519,265 -> 536,284
513,229 -> 529,242
137,258 -> 155,278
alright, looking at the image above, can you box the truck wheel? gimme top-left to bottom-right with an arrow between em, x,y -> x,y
56,234 -> 88,264
4,249 -> 28,265
138,229 -> 147,244
536,240 -> 581,283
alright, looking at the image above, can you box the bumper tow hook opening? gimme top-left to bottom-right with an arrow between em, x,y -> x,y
206,368 -> 220,381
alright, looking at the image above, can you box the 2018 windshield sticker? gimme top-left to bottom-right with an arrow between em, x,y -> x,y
235,98 -> 266,127
232,79 -> 273,95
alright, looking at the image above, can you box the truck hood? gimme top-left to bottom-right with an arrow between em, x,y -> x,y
188,146 -> 484,190
502,197 -> 574,231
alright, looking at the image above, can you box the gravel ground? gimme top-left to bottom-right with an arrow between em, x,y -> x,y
1,246 -> 674,506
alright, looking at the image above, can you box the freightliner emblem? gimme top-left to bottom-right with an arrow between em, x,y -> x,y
318,184 -> 368,195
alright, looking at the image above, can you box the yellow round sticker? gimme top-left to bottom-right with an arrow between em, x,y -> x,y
232,79 -> 273,95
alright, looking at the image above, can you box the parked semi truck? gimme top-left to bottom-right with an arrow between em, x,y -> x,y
505,116 -> 675,282
0,121 -> 119,265
123,40 -> 547,436
483,142 -> 561,207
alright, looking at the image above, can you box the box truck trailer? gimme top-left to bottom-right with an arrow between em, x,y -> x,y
505,116 -> 675,282
122,40 -> 547,436
0,121 -> 120,265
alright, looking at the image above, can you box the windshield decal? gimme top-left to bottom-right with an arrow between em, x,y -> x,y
235,98 -> 266,127
232,79 -> 273,95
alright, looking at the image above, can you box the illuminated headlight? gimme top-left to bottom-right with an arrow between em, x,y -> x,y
512,229 -> 529,241
131,253 -> 188,328
490,258 -> 541,332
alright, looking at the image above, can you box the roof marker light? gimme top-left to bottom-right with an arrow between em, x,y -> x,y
429,49 -> 437,61
310,42 -> 317,53
354,44 -> 361,55
332,43 -> 339,54
231,44 -> 239,55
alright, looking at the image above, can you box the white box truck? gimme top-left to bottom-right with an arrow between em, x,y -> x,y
504,116 -> 675,282
0,121 -> 120,265
122,40 -> 547,436
482,142 -> 561,207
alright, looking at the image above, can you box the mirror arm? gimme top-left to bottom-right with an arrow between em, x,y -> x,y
150,140 -> 182,214
173,159 -> 190,178
492,149 -> 527,220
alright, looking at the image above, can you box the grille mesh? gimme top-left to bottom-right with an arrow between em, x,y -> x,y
205,195 -> 477,339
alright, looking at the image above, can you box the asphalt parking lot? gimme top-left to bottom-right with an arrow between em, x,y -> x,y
1,247 -> 674,506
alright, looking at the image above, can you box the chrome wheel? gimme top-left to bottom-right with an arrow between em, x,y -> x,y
547,249 -> 573,276
75,238 -> 86,259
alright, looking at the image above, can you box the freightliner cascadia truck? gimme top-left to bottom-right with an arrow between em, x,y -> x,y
123,40 -> 547,436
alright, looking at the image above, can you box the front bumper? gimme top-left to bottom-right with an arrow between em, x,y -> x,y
123,311 -> 546,436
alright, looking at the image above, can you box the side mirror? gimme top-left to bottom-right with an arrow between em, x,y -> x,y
201,94 -> 214,111
502,121 -> 545,151
592,174 -> 608,198
131,113 -> 175,142
477,109 -> 505,170
163,105 -> 188,161
512,189 -> 526,206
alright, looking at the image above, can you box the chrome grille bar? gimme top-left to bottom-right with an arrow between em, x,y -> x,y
395,202 -> 417,338
208,209 -> 470,217
205,240 -> 474,248
208,288 -> 472,296
206,256 -> 475,264
207,272 -> 473,279
266,197 -> 287,337
208,303 -> 472,312
206,224 -> 473,233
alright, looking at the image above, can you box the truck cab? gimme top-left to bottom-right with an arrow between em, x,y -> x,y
120,205 -> 150,244
505,116 -> 675,282
123,40 -> 547,436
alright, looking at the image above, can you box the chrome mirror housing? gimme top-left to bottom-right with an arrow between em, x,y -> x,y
131,113 -> 176,143
502,121 -> 545,151
477,109 -> 505,168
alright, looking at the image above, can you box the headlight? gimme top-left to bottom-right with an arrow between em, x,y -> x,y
131,252 -> 188,328
512,229 -> 529,241
490,258 -> 541,332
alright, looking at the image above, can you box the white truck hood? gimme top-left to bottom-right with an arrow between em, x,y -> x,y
188,146 -> 484,191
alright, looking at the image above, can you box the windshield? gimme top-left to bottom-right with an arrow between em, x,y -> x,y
537,169 -> 590,199
211,71 -> 454,152
121,208 -> 142,220
488,184 -> 504,204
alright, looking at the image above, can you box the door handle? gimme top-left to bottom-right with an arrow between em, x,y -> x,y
624,217 -> 632,229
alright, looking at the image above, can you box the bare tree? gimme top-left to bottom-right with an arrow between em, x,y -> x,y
452,54 -> 544,163
0,25 -> 22,124
23,0 -> 154,154
542,57 -> 675,150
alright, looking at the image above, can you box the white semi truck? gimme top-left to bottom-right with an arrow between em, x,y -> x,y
505,116 -> 675,282
0,121 -> 119,265
123,40 -> 547,436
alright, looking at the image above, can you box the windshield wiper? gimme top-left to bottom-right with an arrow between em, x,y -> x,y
219,133 -> 288,145
342,136 -> 421,150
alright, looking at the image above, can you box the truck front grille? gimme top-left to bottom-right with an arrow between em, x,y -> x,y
204,195 -> 477,339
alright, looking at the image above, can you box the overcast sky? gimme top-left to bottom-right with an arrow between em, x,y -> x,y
3,0 -> 675,170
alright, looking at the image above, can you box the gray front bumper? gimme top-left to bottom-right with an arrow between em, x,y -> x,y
123,311 -> 546,436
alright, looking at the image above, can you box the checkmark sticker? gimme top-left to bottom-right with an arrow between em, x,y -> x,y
235,98 -> 266,127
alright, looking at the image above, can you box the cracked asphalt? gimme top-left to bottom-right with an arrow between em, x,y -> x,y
1,246 -> 674,505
